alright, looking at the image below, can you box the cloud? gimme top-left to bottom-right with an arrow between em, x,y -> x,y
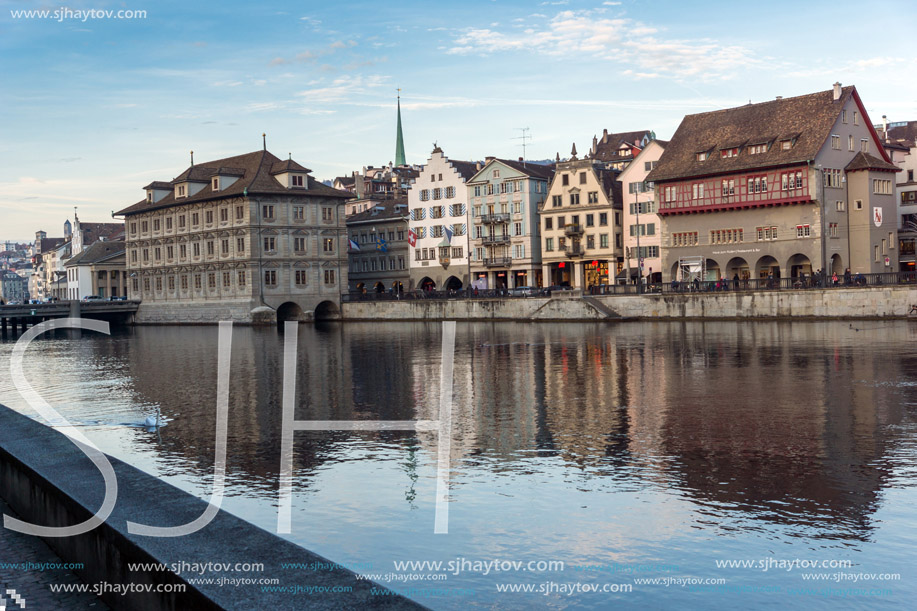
295,74 -> 389,103
270,40 -> 361,67
446,9 -> 762,80
603,1 -> 622,5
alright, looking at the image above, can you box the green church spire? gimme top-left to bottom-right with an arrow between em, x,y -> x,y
395,89 -> 406,167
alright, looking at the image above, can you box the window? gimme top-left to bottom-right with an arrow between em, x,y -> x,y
691,183 -> 704,199
842,110 -> 848,123
875,245 -> 880,262
882,238 -> 887,254
264,270 -> 276,286
748,143 -> 767,155
264,237 -> 275,252
890,232 -> 895,249
155,277 -> 163,291
544,217 -> 553,230
873,179 -> 892,194
696,152 -> 708,161
177,185 -> 186,198
207,273 -> 216,289
552,195 -> 562,207
848,135 -> 855,151
545,238 -> 554,251
861,139 -> 869,153
130,250 -> 137,263
295,270 -> 307,285
433,188 -> 442,200
672,232 -> 698,247
513,201 -> 521,214
721,179 -> 735,197
446,186 -> 456,198
452,247 -> 463,259
236,206 -> 244,220
205,211 -> 213,224
514,222 -> 523,236
220,208 -> 228,222
192,213 -> 199,226
222,272 -> 231,288
855,200 -> 863,210
781,140 -> 792,150
586,214 -> 594,227
562,174 -> 569,186
238,271 -> 246,286
721,147 -> 738,158
291,175 -> 305,187
154,247 -> 161,260
165,217 -> 173,230
474,186 -> 481,197
831,135 -> 840,149
599,213 -> 608,226
323,238 -> 334,252
193,243 -> 200,257
130,222 -> 137,235
756,226 -> 778,241
194,275 -> 201,290
221,239 -> 229,254
322,207 -> 333,221
586,235 -> 594,249
829,222 -> 838,237
853,111 -> 859,125
569,193 -> 580,205
747,176 -> 767,193
796,224 -> 811,238
420,189 -> 430,201
294,237 -> 306,252
262,205 -> 274,219
579,172 -> 587,184
823,169 -> 843,188
599,234 -> 608,248
153,219 -> 160,231
558,216 -> 565,228
486,184 -> 494,195
292,206 -> 304,220
836,201 -> 845,212
782,171 -> 804,190
322,270 -> 334,286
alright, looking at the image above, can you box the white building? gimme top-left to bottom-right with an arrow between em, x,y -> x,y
407,147 -> 478,290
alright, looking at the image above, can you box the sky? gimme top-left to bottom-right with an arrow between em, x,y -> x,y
1,0 -> 916,240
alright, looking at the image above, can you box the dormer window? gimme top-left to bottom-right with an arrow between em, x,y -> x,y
176,185 -> 187,198
720,148 -> 739,158
212,177 -> 220,192
292,175 -> 304,187
748,143 -> 768,155
146,191 -> 152,202
781,140 -> 792,150
696,152 -> 708,161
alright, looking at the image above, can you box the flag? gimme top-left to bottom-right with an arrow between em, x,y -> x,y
376,235 -> 388,253
445,226 -> 454,244
348,238 -> 360,251
408,229 -> 417,247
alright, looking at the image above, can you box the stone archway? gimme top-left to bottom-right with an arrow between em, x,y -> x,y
419,277 -> 436,291
830,254 -> 844,275
786,253 -> 813,279
277,301 -> 304,323
705,258 -> 721,281
756,255 -> 780,279
725,257 -> 750,279
445,276 -> 463,291
373,281 -> 385,293
314,300 -> 341,321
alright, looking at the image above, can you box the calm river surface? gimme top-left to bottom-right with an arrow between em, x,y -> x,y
1,321 -> 916,609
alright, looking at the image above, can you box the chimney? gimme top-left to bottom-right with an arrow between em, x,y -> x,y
519,157 -> 524,162
485,156 -> 495,162
775,96 -> 782,100
833,82 -> 842,101
883,115 -> 889,142
475,161 -> 482,171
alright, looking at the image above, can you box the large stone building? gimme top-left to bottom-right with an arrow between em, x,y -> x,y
539,145 -> 624,290
649,84 -> 900,281
617,140 -> 667,284
346,198 -> 410,293
467,158 -> 553,289
1,270 -> 29,304
115,148 -> 352,323
407,147 -> 477,291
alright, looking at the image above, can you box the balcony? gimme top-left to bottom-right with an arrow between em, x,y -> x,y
564,223 -> 584,236
482,234 -> 511,245
480,213 -> 510,224
483,257 -> 512,268
565,245 -> 585,258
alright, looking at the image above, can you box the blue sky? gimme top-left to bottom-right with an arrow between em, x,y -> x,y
1,0 -> 915,239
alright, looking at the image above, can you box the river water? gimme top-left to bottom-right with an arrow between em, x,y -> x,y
1,321 -> 915,609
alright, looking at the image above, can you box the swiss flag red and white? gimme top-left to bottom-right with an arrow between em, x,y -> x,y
408,229 -> 417,247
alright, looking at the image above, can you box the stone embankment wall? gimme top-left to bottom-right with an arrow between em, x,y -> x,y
341,286 -> 917,321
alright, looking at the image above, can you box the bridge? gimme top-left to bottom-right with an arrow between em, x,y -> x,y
0,301 -> 139,336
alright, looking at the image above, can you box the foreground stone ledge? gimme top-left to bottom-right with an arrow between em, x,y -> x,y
0,405 -> 425,611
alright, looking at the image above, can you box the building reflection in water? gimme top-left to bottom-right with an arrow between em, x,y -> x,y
116,321 -> 914,542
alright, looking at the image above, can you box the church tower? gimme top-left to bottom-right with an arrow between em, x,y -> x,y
394,90 -> 406,167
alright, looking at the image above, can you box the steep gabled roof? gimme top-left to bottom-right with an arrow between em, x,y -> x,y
447,159 -> 480,181
496,158 -> 555,180
647,86 -> 858,183
882,121 -> 917,148
592,130 -> 653,163
116,150 -> 351,216
346,198 -> 409,225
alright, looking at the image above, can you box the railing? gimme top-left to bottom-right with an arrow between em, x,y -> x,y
342,272 -> 917,302
565,245 -> 585,257
564,223 -> 584,236
482,235 -> 510,245
483,257 -> 512,268
479,213 -> 510,224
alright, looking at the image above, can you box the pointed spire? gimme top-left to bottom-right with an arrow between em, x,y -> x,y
555,152 -> 560,162
395,89 -> 406,167
570,143 -> 578,160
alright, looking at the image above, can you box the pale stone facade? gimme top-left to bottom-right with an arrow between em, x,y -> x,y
116,150 -> 352,322
618,140 -> 666,283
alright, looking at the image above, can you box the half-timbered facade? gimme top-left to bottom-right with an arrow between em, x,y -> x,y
649,84 -> 900,281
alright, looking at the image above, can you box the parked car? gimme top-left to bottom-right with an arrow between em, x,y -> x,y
108,296 -> 127,301
81,295 -> 102,302
43,296 -> 59,303
511,286 -> 536,297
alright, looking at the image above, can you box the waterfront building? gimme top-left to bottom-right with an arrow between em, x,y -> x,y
346,198 -> 410,293
29,231 -> 64,300
467,158 -> 553,289
64,240 -> 127,300
407,147 -> 477,291
115,148 -> 352,323
878,120 -> 917,271
649,83 -> 900,280
617,140 -> 667,284
539,145 -> 624,290
339,164 -> 421,213
0,270 -> 29,304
